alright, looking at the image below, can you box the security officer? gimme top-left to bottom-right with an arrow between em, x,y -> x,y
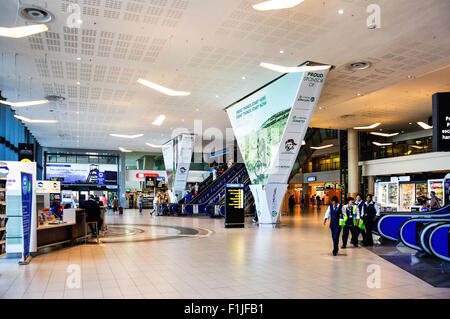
341,197 -> 360,248
361,194 -> 380,246
323,196 -> 343,256
354,193 -> 365,244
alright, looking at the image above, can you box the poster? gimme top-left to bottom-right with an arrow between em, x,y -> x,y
21,172 -> 33,259
36,180 -> 61,194
226,68 -> 329,223
45,163 -> 118,185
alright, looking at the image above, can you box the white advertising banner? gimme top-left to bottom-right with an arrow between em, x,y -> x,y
36,180 -> 61,194
227,68 -> 329,223
162,134 -> 195,202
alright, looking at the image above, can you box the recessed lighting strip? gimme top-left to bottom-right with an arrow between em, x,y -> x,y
0,24 -> 48,38
146,142 -> 164,148
0,100 -> 49,107
260,62 -> 331,74
370,132 -> 399,137
137,78 -> 190,96
372,141 -> 392,146
417,121 -> 432,130
152,114 -> 166,126
119,147 -> 132,153
253,0 -> 304,11
353,123 -> 381,130
109,133 -> 143,139
310,144 -> 333,150
14,115 -> 57,123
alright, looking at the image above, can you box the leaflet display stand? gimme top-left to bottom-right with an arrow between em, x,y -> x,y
0,162 -> 8,258
224,183 -> 244,228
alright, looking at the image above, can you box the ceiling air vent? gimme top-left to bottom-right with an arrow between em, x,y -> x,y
20,7 -> 53,23
45,95 -> 65,102
346,61 -> 371,71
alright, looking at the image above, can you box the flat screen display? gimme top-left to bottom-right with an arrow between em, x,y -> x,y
45,163 -> 118,185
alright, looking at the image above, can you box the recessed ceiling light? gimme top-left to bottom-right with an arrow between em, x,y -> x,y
215,94 -> 219,98
357,93 -> 361,96
137,78 -> 190,96
119,147 -> 132,153
417,121 -> 433,130
76,81 -> 80,85
242,76 -> 246,80
260,62 -> 331,73
279,50 -> 284,54
0,24 -> 48,38
76,57 -> 81,61
152,114 -> 166,126
14,115 -> 57,123
195,108 -> 199,112
408,122 -> 412,125
146,142 -> 164,148
181,119 -> 185,122
311,144 -> 333,150
253,0 -> 304,11
0,99 -> 48,107
353,123 -> 381,130
301,140 -> 306,145
338,9 -> 344,15
372,141 -> 392,146
109,133 -> 143,139
370,132 -> 399,137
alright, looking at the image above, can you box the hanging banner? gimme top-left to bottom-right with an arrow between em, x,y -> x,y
162,139 -> 175,201
226,67 -> 330,223
21,172 -> 33,260
162,134 -> 195,202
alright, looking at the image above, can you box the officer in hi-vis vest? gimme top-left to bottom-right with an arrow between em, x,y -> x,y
323,196 -> 343,256
341,197 -> 362,248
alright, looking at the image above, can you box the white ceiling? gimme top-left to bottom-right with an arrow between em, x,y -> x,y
0,0 -> 449,152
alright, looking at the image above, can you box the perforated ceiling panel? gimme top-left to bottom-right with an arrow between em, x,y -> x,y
0,0 -> 449,151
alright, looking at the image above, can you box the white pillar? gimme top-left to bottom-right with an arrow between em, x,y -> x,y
347,129 -> 359,197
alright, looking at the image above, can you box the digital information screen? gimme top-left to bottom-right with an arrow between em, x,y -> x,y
145,176 -> 165,189
225,183 -> 244,228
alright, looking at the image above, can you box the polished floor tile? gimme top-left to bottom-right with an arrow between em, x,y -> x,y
0,207 -> 448,299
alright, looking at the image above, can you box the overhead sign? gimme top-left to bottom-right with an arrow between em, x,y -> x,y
432,92 -> 450,152
306,176 -> 317,182
45,163 -> 117,185
36,180 -> 61,194
18,143 -> 34,162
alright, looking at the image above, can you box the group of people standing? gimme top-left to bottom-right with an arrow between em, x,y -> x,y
323,193 -> 380,256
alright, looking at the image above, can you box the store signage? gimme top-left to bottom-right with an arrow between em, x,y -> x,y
135,172 -> 159,179
316,187 -> 324,191
306,176 -> 317,182
225,183 -> 244,227
21,172 -> 33,259
18,143 -> 34,162
36,180 -> 61,194
97,172 -> 105,185
399,176 -> 411,181
145,176 -> 165,188
432,92 -> 450,152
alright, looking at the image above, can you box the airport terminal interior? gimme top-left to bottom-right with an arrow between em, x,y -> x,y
0,0 -> 449,301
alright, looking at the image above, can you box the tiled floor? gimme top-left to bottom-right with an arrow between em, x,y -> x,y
0,206 -> 449,299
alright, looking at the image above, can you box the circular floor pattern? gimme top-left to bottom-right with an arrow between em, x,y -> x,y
98,223 -> 213,243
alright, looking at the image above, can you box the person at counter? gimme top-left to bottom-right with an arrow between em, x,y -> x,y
430,191 -> 442,210
50,201 -> 63,219
80,195 -> 103,235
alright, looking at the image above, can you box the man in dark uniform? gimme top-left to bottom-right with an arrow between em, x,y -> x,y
354,193 -> 365,245
323,196 -> 343,256
361,194 -> 380,246
80,194 -> 103,235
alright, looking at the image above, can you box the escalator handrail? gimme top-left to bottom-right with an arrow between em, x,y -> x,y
428,223 -> 450,262
420,221 -> 448,255
399,218 -> 450,251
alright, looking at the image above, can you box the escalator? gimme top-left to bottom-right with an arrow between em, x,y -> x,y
376,204 -> 450,262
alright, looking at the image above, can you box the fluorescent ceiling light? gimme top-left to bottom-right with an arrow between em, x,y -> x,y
137,78 -> 190,96
301,140 -> 306,145
353,123 -> 381,130
411,145 -> 424,149
152,114 -> 166,126
119,147 -> 132,153
109,133 -> 143,139
0,99 -> 48,107
0,24 -> 48,38
310,144 -> 333,150
370,132 -> 399,137
14,115 -> 57,123
146,142 -> 164,148
260,62 -> 331,73
417,121 -> 432,130
253,0 -> 304,11
372,141 -> 392,146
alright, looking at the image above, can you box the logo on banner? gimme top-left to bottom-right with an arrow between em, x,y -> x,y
284,139 -> 297,152
0,166 -> 9,176
22,175 -> 29,194
297,95 -> 315,102
292,115 -> 307,124
304,72 -> 324,85
180,167 -> 187,174
271,188 -> 278,218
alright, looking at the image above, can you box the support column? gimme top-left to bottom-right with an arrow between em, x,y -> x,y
368,175 -> 375,196
119,153 -> 127,208
347,128 -> 359,198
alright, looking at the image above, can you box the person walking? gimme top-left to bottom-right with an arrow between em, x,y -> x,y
341,197 -> 360,248
288,194 -> 296,214
112,196 -> 119,214
137,195 -> 143,214
152,193 -> 159,215
361,194 -> 380,246
300,197 -> 305,210
101,194 -> 107,207
316,195 -> 321,207
194,182 -> 199,196
323,196 -> 343,256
